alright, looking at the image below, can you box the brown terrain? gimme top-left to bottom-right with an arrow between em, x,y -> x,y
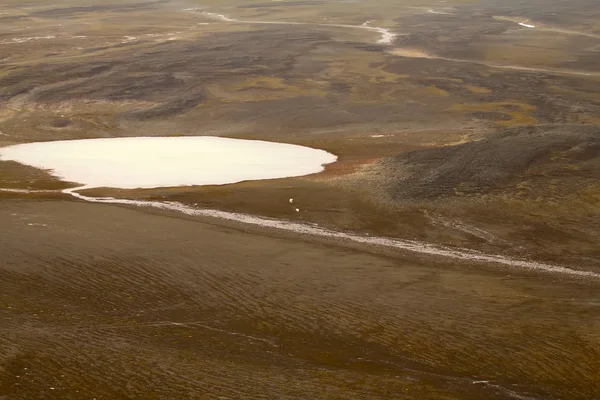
1,0 -> 599,399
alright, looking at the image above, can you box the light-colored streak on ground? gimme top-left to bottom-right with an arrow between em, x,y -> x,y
0,188 -> 60,194
537,27 -> 600,40
493,16 -> 600,39
61,186 -> 600,279
388,48 -> 600,78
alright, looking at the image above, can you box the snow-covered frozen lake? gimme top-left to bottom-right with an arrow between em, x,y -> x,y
0,136 -> 337,189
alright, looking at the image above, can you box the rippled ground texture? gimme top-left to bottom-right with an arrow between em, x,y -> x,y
1,200 -> 599,399
1,0 -> 600,398
1,0 -> 599,270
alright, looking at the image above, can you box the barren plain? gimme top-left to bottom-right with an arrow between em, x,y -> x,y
1,0 -> 599,399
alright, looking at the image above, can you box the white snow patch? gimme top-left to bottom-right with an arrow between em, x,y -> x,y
518,23 -> 535,28
289,198 -> 294,204
0,136 -> 337,190
354,22 -> 397,44
121,36 -> 137,43
1,35 -> 56,44
202,12 -> 237,22
371,27 -> 397,44
427,9 -> 450,15
370,134 -> 387,138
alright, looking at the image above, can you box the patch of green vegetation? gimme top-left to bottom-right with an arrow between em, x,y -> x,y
464,85 -> 491,94
425,86 -> 450,97
449,102 -> 538,126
